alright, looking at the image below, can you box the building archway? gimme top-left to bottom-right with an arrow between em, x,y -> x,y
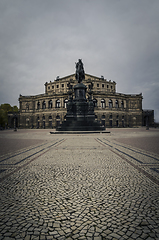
49,115 -> 52,128
10,116 -> 18,128
26,118 -> 30,128
122,115 -> 125,127
42,115 -> 45,128
101,114 -> 105,127
37,116 -> 40,128
109,114 -> 112,127
56,115 -> 60,127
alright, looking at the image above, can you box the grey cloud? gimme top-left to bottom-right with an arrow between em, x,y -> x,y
0,0 -> 159,120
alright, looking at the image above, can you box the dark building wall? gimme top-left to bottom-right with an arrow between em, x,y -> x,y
17,73 -> 147,129
142,110 -> 154,127
8,112 -> 19,128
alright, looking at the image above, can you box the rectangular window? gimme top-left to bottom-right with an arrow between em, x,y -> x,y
102,84 -> 104,88
48,86 -> 50,89
97,83 -> 99,87
56,85 -> 59,88
62,84 -> 64,88
107,85 -> 109,88
52,85 -> 54,89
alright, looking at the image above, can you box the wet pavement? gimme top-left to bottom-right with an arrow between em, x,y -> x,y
0,128 -> 159,240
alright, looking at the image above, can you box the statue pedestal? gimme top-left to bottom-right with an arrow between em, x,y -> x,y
57,81 -> 105,131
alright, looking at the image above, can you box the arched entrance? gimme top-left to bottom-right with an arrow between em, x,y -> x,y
49,116 -> 52,128
11,116 -> 18,128
101,114 -> 105,127
42,115 -> 45,129
109,114 -> 112,127
56,115 -> 60,128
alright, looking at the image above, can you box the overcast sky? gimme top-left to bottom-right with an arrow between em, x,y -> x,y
0,0 -> 159,121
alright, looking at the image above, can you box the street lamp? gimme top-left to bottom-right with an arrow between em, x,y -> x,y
146,111 -> 149,130
14,113 -> 17,131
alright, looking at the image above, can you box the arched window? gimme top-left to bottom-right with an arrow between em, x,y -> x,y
42,101 -> 46,109
121,100 -> 124,109
56,99 -> 60,108
115,100 -> 119,108
48,100 -> 52,109
109,99 -> 113,108
101,99 -> 105,108
64,99 -> 68,108
37,101 -> 40,110
93,99 -> 97,107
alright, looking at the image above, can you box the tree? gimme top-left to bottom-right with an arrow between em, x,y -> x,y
0,103 -> 18,128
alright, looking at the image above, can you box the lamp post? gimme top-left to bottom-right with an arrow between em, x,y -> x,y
14,113 -> 17,131
146,111 -> 149,130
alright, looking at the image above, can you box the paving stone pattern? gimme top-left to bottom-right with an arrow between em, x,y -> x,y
0,129 -> 159,240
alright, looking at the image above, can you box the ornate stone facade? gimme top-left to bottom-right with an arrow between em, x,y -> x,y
18,73 -> 143,128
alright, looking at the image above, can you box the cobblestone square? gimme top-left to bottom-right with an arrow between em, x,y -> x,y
0,128 -> 159,240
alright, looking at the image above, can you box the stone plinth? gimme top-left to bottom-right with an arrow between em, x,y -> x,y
57,82 -> 105,131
